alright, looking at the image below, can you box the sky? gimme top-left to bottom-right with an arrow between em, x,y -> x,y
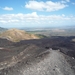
0,0 -> 75,28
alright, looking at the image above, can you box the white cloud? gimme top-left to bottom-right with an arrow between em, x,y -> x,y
62,14 -> 65,17
61,0 -> 70,3
2,6 -> 13,11
66,0 -> 70,2
25,1 -> 68,12
61,1 -> 66,3
0,12 -> 75,27
72,3 -> 75,5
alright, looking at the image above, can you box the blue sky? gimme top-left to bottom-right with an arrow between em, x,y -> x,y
0,0 -> 75,28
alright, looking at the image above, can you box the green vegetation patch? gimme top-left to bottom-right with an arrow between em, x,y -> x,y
35,34 -> 47,38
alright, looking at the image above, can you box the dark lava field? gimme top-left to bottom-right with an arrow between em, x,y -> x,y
0,36 -> 75,75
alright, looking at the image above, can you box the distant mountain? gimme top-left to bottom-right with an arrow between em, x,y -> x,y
0,29 -> 39,42
0,27 -> 7,32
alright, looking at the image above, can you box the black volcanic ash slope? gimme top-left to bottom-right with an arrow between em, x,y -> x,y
0,36 -> 75,75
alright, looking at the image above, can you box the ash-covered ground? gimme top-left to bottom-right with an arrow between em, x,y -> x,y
0,36 -> 75,75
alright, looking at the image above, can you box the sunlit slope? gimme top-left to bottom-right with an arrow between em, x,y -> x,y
0,29 -> 39,42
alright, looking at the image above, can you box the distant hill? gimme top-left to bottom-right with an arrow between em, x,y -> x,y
0,27 -> 7,32
0,29 -> 39,42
